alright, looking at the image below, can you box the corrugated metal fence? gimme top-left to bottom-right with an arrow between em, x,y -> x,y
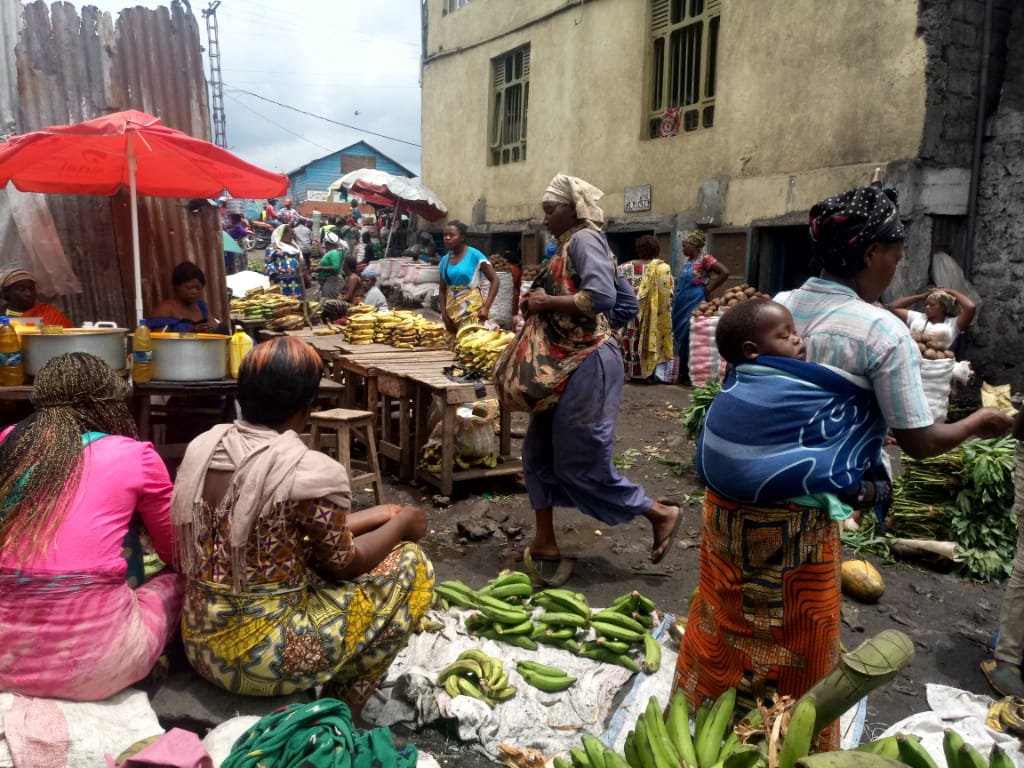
0,0 -> 226,327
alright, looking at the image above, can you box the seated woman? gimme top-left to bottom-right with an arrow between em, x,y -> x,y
0,353 -> 184,701
148,262 -> 219,333
887,286 -> 976,349
1,268 -> 73,328
172,337 -> 434,711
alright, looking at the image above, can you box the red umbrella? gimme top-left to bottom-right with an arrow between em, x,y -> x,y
0,109 -> 288,321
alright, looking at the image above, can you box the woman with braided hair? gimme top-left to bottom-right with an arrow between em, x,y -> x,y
0,353 -> 184,701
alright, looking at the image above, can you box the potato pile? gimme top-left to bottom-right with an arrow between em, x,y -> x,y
691,283 -> 770,318
522,264 -> 543,281
911,330 -> 956,359
488,253 -> 511,271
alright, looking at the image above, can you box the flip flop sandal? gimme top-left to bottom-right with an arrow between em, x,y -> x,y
523,547 -> 575,588
981,659 -> 1024,698
651,507 -> 683,564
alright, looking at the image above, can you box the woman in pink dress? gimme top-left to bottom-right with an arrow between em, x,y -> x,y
0,353 -> 184,701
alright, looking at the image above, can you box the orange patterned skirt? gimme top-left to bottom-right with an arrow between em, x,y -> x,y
674,490 -> 841,748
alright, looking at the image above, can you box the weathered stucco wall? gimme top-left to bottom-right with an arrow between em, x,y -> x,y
967,3 -> 1024,387
422,0 -> 929,228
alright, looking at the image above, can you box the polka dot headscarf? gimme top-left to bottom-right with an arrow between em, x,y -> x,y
808,186 -> 905,278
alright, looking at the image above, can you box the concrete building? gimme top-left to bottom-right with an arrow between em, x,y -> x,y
286,140 -> 415,204
420,0 -> 1024,385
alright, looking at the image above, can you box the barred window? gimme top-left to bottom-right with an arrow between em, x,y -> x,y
490,45 -> 530,165
648,0 -> 720,138
444,0 -> 471,13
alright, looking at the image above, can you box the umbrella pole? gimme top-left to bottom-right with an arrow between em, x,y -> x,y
385,201 -> 400,258
128,135 -> 144,324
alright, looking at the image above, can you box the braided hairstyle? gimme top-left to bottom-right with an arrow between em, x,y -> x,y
0,352 -> 137,560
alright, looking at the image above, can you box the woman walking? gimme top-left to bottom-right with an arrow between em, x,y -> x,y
495,174 -> 681,581
671,230 -> 729,378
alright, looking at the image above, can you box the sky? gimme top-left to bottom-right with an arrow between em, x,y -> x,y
72,0 -> 423,177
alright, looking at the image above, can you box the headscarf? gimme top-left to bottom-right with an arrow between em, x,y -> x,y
809,186 -> 905,278
927,289 -> 960,317
0,268 -> 34,291
542,174 -> 605,226
683,230 -> 706,250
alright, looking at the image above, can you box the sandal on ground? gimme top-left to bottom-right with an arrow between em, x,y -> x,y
523,547 -> 575,588
651,507 -> 682,564
981,659 -> 1024,698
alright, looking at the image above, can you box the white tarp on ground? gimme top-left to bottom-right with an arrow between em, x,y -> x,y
0,689 -> 162,768
362,607 -> 678,761
878,684 -> 1024,767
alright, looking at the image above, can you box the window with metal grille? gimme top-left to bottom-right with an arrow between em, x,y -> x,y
490,45 -> 530,166
443,0 -> 471,14
648,0 -> 720,138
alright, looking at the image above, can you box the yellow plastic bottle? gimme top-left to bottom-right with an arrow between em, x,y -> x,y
229,325 -> 254,378
0,317 -> 24,387
132,322 -> 153,383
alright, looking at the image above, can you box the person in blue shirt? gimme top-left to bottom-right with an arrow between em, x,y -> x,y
437,220 -> 500,334
148,262 -> 219,333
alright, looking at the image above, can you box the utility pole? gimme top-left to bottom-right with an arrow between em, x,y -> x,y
203,1 -> 227,148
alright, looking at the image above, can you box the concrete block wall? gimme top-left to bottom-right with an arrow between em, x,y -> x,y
967,3 -> 1024,387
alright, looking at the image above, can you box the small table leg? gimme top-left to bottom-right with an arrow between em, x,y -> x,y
440,398 -> 456,496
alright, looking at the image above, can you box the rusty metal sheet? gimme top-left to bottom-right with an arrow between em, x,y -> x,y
0,0 -> 226,328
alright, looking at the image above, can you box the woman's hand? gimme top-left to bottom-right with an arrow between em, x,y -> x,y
192,321 -> 217,333
477,305 -> 490,321
526,287 -> 550,314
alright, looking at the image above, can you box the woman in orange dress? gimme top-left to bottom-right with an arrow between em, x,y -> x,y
0,268 -> 72,327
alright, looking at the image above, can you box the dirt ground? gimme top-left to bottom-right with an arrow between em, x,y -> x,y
379,381 -> 1008,764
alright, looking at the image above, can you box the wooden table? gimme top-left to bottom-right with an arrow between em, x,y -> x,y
404,369 -> 520,496
0,385 -> 33,400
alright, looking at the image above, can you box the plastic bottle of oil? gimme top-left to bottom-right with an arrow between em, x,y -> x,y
0,317 -> 24,387
132,322 -> 153,383
229,325 -> 254,378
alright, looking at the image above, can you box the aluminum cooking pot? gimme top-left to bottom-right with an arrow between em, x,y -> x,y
144,332 -> 229,381
21,325 -> 128,376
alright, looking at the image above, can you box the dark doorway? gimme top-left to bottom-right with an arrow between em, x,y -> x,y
606,230 -> 656,264
754,225 -> 813,294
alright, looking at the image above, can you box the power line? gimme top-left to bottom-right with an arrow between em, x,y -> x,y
224,93 -> 334,153
224,85 -> 422,148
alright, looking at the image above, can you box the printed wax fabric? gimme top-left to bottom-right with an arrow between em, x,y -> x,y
675,490 -> 841,751
696,357 -> 887,504
183,539 -> 435,699
494,222 -> 613,413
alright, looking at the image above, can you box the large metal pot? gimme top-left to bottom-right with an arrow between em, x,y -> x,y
146,333 -> 229,381
21,326 -> 128,376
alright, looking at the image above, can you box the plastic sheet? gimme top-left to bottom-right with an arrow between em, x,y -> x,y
0,186 -> 83,297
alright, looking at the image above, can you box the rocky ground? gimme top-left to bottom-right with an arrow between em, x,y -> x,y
157,381 -> 1008,765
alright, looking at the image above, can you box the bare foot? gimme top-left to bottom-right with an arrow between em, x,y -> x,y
647,503 -> 682,564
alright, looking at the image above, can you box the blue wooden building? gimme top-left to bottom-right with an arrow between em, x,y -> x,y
287,141 -> 415,203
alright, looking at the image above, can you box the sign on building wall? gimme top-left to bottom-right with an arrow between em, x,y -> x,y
624,184 -> 652,213
306,190 -> 330,202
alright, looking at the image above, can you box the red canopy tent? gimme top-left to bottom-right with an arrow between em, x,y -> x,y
0,109 -> 288,321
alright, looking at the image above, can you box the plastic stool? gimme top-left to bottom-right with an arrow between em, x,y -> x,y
308,408 -> 383,504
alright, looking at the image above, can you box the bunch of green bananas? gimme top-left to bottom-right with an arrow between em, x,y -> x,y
435,649 -> 515,708
516,660 -> 577,693
577,591 -> 659,675
849,728 -> 1014,768
434,579 -> 479,610
465,572 -> 539,650
530,588 -> 593,652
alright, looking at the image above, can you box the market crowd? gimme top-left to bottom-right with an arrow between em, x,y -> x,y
1,173 -> 1023,737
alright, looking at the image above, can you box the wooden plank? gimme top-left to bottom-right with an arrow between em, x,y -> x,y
0,385 -> 34,400
440,402 -> 456,495
418,459 -> 524,488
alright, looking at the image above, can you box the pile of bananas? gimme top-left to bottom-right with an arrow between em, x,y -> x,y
230,287 -> 300,321
367,311 -> 447,349
577,591 -> 660,674
851,728 -> 1014,768
516,660 -> 577,693
436,649 -> 515,708
373,312 -> 404,343
455,325 -> 516,372
344,311 -> 377,344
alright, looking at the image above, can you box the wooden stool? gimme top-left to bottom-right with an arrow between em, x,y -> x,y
308,408 -> 383,504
